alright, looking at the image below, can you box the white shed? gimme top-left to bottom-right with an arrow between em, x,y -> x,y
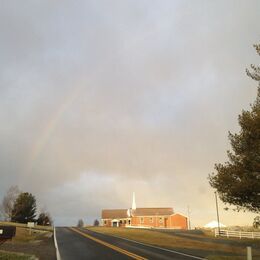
204,221 -> 226,228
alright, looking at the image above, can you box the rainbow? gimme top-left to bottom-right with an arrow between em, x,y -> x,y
26,29 -> 157,175
26,84 -> 83,174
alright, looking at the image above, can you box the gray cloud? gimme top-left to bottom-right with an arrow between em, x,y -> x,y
0,0 -> 259,226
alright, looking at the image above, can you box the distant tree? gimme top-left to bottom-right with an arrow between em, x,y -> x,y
253,216 -> 260,229
93,219 -> 99,226
11,192 -> 37,223
0,186 -> 20,221
209,44 -> 260,213
37,211 -> 52,226
77,219 -> 84,227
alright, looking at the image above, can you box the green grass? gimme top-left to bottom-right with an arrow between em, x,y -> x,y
0,250 -> 36,260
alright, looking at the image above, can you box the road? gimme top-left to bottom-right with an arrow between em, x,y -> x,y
55,227 -> 204,260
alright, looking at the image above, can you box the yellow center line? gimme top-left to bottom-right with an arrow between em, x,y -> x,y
69,227 -> 147,260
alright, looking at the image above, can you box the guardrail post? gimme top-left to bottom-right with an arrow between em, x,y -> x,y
247,246 -> 252,260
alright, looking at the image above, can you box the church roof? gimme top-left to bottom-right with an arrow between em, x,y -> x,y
131,207 -> 174,216
101,207 -> 175,219
102,209 -> 128,219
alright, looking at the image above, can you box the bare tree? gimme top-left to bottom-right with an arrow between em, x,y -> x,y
0,186 -> 20,221
77,219 -> 84,227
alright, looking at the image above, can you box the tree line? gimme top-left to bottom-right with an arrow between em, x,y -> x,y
77,219 -> 99,227
0,186 -> 52,226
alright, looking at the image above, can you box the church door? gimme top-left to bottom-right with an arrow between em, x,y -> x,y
164,218 -> 169,228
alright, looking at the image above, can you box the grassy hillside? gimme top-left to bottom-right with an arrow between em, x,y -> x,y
88,226 -> 260,259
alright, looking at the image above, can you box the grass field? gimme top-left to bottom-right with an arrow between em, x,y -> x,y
87,226 -> 260,259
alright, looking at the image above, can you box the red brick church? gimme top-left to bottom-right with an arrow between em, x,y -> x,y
101,193 -> 188,229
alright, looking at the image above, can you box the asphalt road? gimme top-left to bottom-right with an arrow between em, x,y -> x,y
55,227 -> 204,260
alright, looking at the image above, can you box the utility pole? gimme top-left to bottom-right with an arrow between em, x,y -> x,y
214,191 -> 220,236
187,205 -> 191,230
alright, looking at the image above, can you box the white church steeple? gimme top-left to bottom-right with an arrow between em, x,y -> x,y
132,192 -> 136,210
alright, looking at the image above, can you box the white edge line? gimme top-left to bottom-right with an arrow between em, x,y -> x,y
87,229 -> 205,260
54,227 -> 61,260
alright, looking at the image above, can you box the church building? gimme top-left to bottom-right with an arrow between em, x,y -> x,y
101,193 -> 188,229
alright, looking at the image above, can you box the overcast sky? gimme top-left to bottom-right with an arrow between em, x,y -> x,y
0,0 -> 259,226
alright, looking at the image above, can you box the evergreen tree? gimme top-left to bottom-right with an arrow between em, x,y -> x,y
11,192 -> 37,223
93,219 -> 99,226
37,211 -> 52,226
209,44 -> 260,213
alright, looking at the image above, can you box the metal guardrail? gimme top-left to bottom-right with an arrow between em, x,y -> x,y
215,229 -> 260,239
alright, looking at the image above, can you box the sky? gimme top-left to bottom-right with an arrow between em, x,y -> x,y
0,0 -> 259,227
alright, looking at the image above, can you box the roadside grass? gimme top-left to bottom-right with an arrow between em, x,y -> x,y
12,226 -> 50,243
163,228 -> 260,247
0,250 -> 36,260
87,227 -> 260,259
0,222 -> 54,258
206,256 -> 245,260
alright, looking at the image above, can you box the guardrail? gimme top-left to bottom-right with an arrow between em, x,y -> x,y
215,229 -> 260,239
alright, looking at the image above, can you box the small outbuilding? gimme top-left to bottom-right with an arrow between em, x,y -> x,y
204,221 -> 226,228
